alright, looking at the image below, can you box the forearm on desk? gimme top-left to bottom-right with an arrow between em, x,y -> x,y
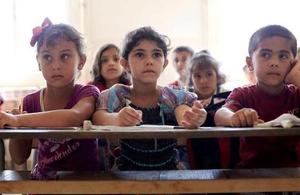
214,108 -> 234,127
93,110 -> 119,125
16,110 -> 89,127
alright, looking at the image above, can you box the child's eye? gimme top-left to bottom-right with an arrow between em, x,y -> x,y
153,52 -> 163,58
113,57 -> 120,62
135,52 -> 144,58
43,54 -> 52,63
61,53 -> 70,61
206,71 -> 214,77
193,74 -> 201,79
260,52 -> 271,59
100,58 -> 108,64
279,53 -> 289,60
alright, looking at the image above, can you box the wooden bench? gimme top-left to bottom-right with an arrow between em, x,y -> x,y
0,168 -> 300,194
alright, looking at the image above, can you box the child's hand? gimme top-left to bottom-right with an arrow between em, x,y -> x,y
285,59 -> 300,87
10,105 -> 27,115
230,108 -> 263,127
181,100 -> 207,129
117,107 -> 142,126
0,111 -> 19,128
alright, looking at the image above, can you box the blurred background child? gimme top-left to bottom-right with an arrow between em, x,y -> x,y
89,43 -> 131,170
169,46 -> 194,88
186,50 -> 239,169
89,43 -> 131,91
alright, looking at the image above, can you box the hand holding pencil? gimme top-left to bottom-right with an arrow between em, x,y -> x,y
117,107 -> 142,126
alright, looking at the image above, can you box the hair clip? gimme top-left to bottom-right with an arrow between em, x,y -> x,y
30,17 -> 52,47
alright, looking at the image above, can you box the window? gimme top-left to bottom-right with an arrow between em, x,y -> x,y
211,0 -> 300,89
0,0 -> 68,87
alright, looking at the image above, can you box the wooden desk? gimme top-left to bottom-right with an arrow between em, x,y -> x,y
1,126 -> 300,194
1,126 -> 300,139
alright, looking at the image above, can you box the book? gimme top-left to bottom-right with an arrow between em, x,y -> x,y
82,120 -> 176,131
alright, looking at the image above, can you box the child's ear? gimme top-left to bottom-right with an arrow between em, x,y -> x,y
78,55 -> 86,70
246,56 -> 254,71
121,58 -> 130,73
163,59 -> 168,69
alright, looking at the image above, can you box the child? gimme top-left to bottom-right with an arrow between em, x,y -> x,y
186,50 -> 239,169
89,43 -> 131,170
169,46 -> 194,88
93,26 -> 207,170
215,24 -> 300,168
89,43 -> 131,92
0,18 -> 100,179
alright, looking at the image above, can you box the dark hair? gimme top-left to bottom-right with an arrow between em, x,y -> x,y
36,24 -> 85,56
121,26 -> 171,60
187,50 -> 226,90
172,46 -> 194,56
248,25 -> 297,57
91,43 -> 131,85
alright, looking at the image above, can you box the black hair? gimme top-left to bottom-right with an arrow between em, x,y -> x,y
121,26 -> 171,60
91,43 -> 131,85
172,46 -> 194,56
36,23 -> 85,56
248,25 -> 297,57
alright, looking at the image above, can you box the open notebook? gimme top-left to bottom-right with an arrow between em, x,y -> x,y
82,120 -> 176,131
256,113 -> 300,128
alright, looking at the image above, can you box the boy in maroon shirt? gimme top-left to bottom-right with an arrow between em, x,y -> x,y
215,25 -> 300,168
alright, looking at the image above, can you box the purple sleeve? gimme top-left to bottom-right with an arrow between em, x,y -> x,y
75,84 -> 100,101
22,91 -> 41,113
71,84 -> 100,109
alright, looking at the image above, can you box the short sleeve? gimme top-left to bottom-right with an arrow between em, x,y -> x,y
63,84 -> 100,109
22,90 -> 41,113
76,84 -> 100,101
161,87 -> 197,109
97,84 -> 128,113
223,88 -> 244,112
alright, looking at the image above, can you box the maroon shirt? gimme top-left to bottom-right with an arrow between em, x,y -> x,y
224,84 -> 300,168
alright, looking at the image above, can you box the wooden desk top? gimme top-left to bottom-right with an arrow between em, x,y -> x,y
0,126 -> 300,139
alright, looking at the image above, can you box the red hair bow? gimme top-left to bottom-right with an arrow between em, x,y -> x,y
30,17 -> 52,47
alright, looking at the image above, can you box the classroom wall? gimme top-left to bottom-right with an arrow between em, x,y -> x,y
69,0 -> 209,85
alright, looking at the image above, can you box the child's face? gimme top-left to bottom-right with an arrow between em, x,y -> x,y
247,36 -> 293,90
100,47 -> 123,83
172,51 -> 192,77
122,40 -> 167,84
192,67 -> 218,99
37,38 -> 84,87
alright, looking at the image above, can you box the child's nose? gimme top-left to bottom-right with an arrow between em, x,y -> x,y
270,57 -> 280,68
108,59 -> 116,65
146,56 -> 154,65
51,61 -> 62,70
177,61 -> 185,68
200,76 -> 210,84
